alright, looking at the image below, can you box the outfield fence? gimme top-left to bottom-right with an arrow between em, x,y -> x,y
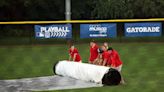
0,18 -> 164,45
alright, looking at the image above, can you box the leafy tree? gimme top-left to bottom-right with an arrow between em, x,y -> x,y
91,0 -> 164,19
0,0 -> 164,21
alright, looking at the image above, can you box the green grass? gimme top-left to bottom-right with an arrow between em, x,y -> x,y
1,36 -> 164,45
0,43 -> 164,92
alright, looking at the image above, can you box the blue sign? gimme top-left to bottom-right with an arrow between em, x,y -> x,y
125,23 -> 162,37
35,24 -> 72,38
80,23 -> 117,38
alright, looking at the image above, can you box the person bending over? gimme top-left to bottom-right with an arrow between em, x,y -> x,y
69,45 -> 82,62
89,40 -> 99,64
107,47 -> 122,72
107,47 -> 125,84
93,48 -> 104,65
101,46 -> 111,66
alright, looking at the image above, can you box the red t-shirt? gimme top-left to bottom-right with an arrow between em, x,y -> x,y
102,51 -> 110,66
106,51 -> 112,66
89,44 -> 99,62
110,50 -> 122,67
69,48 -> 81,62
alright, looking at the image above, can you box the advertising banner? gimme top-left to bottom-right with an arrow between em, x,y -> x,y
124,23 -> 162,37
35,24 -> 72,38
80,23 -> 117,38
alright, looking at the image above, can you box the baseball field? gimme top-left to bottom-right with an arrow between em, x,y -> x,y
0,43 -> 164,92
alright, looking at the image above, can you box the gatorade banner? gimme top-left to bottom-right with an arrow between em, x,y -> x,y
80,23 -> 117,38
35,24 -> 72,38
125,23 -> 162,37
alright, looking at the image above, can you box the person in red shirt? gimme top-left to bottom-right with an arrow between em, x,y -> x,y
107,47 -> 123,72
69,45 -> 81,62
101,46 -> 111,66
107,47 -> 125,84
89,41 -> 99,64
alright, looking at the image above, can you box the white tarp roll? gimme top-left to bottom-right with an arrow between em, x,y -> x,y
55,61 -> 121,85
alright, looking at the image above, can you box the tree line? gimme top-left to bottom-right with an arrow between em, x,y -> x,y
0,0 -> 164,21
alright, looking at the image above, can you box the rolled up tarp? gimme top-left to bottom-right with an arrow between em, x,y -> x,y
53,61 -> 121,85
